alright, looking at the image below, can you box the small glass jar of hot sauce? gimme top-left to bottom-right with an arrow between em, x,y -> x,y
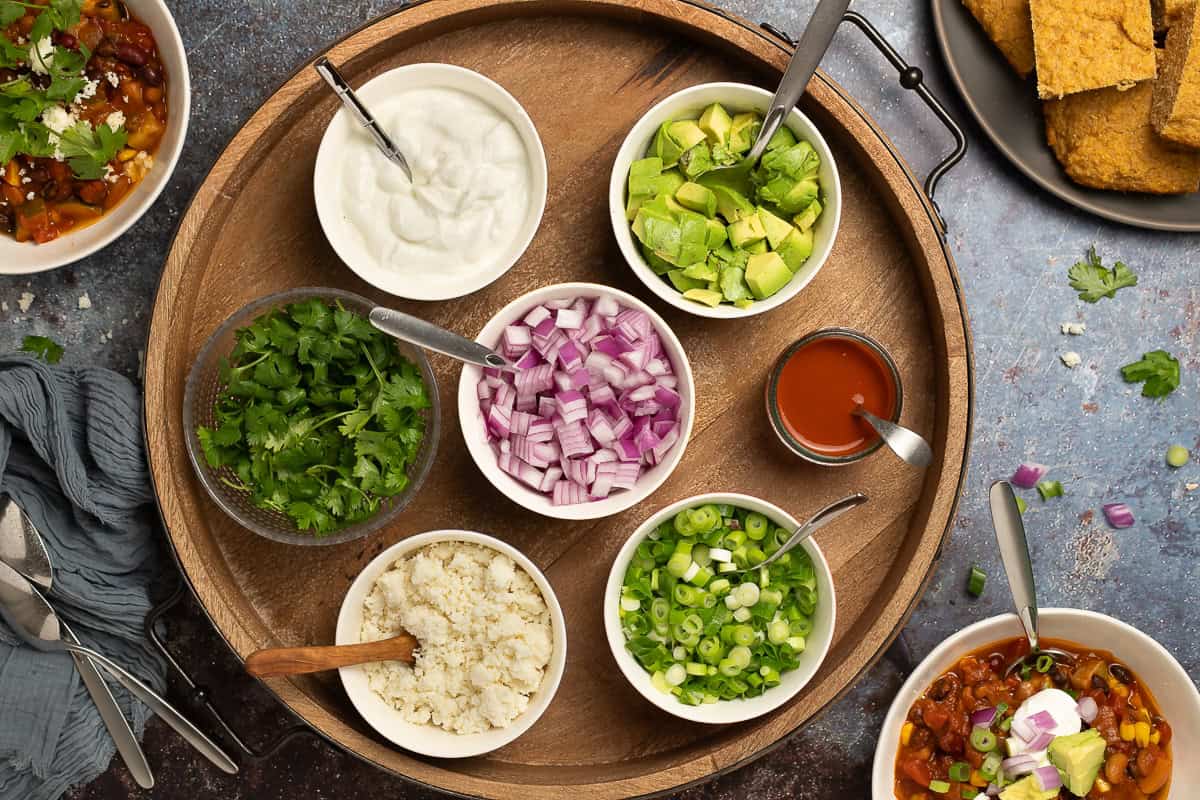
765,328 -> 902,465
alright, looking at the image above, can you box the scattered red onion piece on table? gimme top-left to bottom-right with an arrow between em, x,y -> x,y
1010,462 -> 1048,489
1102,502 -> 1135,529
479,295 -> 682,505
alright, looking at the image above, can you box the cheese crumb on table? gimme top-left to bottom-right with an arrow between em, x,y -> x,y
361,541 -> 553,735
77,292 -> 92,310
1060,322 -> 1086,335
1061,351 -> 1082,368
17,292 -> 34,313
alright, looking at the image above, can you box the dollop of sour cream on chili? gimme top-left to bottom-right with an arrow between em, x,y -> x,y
329,86 -> 533,295
1006,688 -> 1083,765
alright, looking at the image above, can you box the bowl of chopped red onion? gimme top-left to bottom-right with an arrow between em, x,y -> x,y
457,282 -> 695,520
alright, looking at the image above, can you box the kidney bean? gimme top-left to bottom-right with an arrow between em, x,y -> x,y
139,63 -> 162,86
53,31 -> 78,50
76,181 -> 108,206
115,44 -> 147,66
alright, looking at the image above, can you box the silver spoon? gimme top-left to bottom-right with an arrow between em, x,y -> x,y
732,493 -> 867,573
701,0 -> 851,189
852,404 -> 932,468
0,498 -> 154,789
989,481 -> 1075,676
314,56 -> 413,181
0,560 -> 238,775
369,306 -> 519,372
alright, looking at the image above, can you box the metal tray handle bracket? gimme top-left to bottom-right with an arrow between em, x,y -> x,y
761,12 -> 968,235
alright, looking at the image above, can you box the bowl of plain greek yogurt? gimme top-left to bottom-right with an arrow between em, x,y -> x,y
313,63 -> 548,301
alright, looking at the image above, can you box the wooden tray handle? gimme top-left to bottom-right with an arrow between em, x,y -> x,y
244,634 -> 417,677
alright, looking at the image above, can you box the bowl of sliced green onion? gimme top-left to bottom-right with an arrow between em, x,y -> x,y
604,492 -> 836,723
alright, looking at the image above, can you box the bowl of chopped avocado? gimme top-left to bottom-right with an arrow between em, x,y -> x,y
609,83 -> 841,318
183,287 -> 440,545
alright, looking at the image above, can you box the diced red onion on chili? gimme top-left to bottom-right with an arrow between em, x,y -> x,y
1032,765 -> 1062,791
1076,696 -> 1098,723
985,786 -> 999,798
1102,502 -> 1135,529
1025,731 -> 1054,751
1011,462 -> 1048,489
969,706 -> 997,728
1010,715 -> 1036,742
479,296 -> 682,505
1001,754 -> 1038,778
1026,710 -> 1057,733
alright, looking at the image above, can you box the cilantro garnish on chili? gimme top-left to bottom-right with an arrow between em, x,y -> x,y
196,299 -> 431,536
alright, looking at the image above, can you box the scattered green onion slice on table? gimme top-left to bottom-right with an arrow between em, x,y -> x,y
619,503 -> 819,704
1167,445 -> 1189,468
966,565 -> 986,597
1036,479 -> 1064,500
1014,495 -> 1027,514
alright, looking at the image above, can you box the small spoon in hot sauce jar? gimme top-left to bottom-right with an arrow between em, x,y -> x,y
765,328 -> 921,466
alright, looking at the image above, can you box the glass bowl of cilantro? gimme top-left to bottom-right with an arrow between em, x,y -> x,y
183,288 -> 440,545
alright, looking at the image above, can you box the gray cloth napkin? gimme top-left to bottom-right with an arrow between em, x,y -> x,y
0,355 -> 166,800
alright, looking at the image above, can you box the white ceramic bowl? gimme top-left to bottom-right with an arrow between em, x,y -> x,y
603,492 -> 837,724
871,609 -> 1200,799
457,282 -> 696,520
0,0 -> 190,274
336,529 -> 567,759
313,63 -> 548,301
609,82 -> 842,319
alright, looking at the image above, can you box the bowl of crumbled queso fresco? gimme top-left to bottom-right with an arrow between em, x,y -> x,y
336,530 -> 567,758
604,492 -> 836,724
0,0 -> 190,273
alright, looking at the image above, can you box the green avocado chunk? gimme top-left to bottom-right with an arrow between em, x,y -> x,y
719,265 -> 751,302
682,288 -> 724,308
667,269 -> 706,292
727,213 -> 766,249
675,182 -> 717,217
765,126 -> 796,151
711,185 -> 755,222
728,112 -> 760,153
679,143 -> 713,180
668,120 -> 707,151
776,228 -> 814,272
793,199 -> 822,231
1048,729 -> 1106,796
652,169 -> 686,197
681,260 -> 718,282
745,251 -> 793,300
698,103 -> 733,146
998,775 -> 1060,800
756,205 -> 794,249
744,239 -> 768,254
628,157 -> 663,196
641,244 -> 674,276
704,218 -> 728,249
653,122 -> 685,168
677,212 -> 710,266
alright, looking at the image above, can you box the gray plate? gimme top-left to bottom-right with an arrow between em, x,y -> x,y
931,0 -> 1200,231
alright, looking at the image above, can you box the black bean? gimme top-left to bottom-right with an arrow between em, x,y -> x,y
1110,664 -> 1133,683
139,64 -> 162,86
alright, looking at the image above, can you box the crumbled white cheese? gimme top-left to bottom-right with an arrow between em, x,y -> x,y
77,292 -> 92,310
104,110 -> 126,130
40,105 -> 77,135
127,151 -> 154,181
28,37 -> 54,75
104,71 -> 120,87
361,541 -> 553,735
102,164 -> 117,183
17,292 -> 34,313
1060,322 -> 1086,336
20,176 -> 30,184
1060,351 -> 1082,368
1,302 -> 8,313
25,191 -> 34,201
74,78 -> 99,103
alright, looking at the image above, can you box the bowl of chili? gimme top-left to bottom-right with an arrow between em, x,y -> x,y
0,0 -> 190,273
765,328 -> 903,465
872,609 -> 1199,799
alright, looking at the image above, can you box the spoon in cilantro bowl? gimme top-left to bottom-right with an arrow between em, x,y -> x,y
183,289 -> 440,546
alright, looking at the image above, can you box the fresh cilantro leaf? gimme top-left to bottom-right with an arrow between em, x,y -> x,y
1121,350 -> 1180,399
57,121 -> 126,180
1068,246 -> 1138,302
0,3 -> 25,26
20,334 -> 63,363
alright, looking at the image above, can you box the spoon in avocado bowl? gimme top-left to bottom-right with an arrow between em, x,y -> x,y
314,56 -> 413,181
369,306 -> 519,372
852,403 -> 932,468
990,480 -> 1076,676
699,0 -> 852,193
244,633 -> 419,678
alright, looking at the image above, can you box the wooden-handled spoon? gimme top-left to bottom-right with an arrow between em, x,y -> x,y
244,633 -> 418,678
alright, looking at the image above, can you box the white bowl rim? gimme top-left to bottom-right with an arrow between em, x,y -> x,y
0,0 -> 191,274
870,607 -> 1200,798
335,529 -> 568,759
312,62 -> 549,301
603,491 -> 837,724
456,281 -> 696,521
608,81 -> 842,319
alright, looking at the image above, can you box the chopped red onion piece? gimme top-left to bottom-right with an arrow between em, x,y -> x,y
1011,462 -> 1048,489
615,438 -> 640,462
1025,731 -> 1054,751
1027,710 -> 1057,732
555,308 -> 584,329
544,297 -> 574,310
612,462 -> 640,490
523,305 -> 551,327
477,379 -> 493,401
1010,715 -> 1036,742
593,294 -> 619,317
514,349 -> 541,370
1102,502 -> 1135,529
502,325 -> 531,357
969,707 -> 997,728
1076,696 -> 1098,723
1001,755 -> 1038,778
587,409 -> 615,445
1032,765 -> 1062,791
539,466 -> 563,493
526,418 -> 555,442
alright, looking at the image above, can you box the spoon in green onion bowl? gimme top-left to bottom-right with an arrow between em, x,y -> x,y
730,493 -> 867,574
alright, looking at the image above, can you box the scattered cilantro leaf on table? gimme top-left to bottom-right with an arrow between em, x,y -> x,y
20,334 -> 63,363
1068,246 -> 1138,303
196,299 -> 430,535
1120,350 -> 1180,399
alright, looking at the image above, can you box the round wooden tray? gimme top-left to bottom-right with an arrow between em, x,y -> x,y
144,1 -> 973,797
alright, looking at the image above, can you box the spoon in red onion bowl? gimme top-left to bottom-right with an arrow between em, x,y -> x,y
990,480 -> 1076,676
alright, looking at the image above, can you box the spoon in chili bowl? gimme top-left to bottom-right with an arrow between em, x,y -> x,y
989,480 -> 1076,676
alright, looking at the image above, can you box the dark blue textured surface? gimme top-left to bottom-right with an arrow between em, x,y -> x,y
0,0 -> 1190,797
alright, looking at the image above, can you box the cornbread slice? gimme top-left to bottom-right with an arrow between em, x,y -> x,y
962,0 -> 1036,77
1152,2 -> 1200,147
1029,0 -> 1157,98
1045,76 -> 1200,193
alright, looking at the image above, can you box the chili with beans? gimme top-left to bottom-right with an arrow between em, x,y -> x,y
1,0 -> 168,243
894,637 -> 1171,800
